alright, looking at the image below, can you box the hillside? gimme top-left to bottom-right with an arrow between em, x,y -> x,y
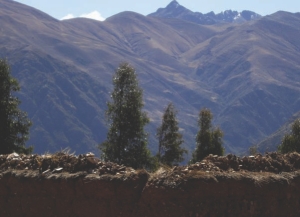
1,0 -> 300,158
256,111 -> 300,153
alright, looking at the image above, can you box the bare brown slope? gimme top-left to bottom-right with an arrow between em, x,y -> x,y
98,11 -> 300,154
181,12 -> 300,152
0,1 -> 219,156
256,110 -> 300,153
0,0 -> 111,153
1,0 -> 300,156
59,12 -> 222,154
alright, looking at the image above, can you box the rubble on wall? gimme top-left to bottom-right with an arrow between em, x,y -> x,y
146,152 -> 300,191
153,152 -> 300,179
1,151 -> 300,176
0,151 -> 135,176
200,152 -> 300,173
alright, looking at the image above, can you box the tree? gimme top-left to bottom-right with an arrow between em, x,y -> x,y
99,63 -> 153,169
278,119 -> 300,153
191,108 -> 224,163
156,102 -> 187,166
0,59 -> 32,154
249,145 -> 259,155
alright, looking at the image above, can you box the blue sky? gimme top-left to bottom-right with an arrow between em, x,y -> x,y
14,0 -> 300,21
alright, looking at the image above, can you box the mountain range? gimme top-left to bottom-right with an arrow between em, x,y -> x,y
149,1 -> 261,25
1,0 -> 300,159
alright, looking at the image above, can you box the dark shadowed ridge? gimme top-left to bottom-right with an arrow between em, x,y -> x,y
1,0 -> 300,159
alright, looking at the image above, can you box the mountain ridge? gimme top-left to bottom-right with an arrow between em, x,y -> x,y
148,0 -> 261,25
1,0 -> 300,159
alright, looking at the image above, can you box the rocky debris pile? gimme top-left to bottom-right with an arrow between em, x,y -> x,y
1,152 -> 300,177
148,152 -> 300,188
189,152 -> 300,173
0,152 -> 135,176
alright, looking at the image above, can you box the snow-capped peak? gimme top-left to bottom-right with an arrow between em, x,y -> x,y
234,13 -> 241,20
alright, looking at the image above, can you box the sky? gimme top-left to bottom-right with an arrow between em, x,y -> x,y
14,0 -> 300,21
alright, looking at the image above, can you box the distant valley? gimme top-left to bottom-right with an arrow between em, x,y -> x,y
1,0 -> 300,159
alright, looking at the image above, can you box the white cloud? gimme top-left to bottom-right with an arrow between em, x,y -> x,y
61,11 -> 105,21
61,14 -> 75,20
80,11 -> 105,21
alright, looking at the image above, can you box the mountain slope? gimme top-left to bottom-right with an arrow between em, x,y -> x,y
1,0 -> 300,158
180,11 -> 300,151
0,0 -> 220,155
256,111 -> 300,153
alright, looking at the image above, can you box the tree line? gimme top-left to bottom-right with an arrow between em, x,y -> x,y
1,60 -> 299,170
98,63 -> 224,169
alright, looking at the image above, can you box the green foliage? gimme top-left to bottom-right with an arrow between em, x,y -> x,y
99,63 -> 153,169
278,119 -> 300,153
0,59 -> 32,154
156,102 -> 187,166
191,108 -> 224,163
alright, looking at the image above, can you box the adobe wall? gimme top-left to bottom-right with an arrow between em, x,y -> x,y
0,170 -> 148,216
138,171 -> 300,217
1,152 -> 300,216
0,170 -> 300,217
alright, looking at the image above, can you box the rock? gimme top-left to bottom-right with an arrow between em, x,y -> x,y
86,157 -> 98,165
53,168 -> 63,173
42,169 -> 51,174
85,152 -> 95,157
7,153 -> 20,160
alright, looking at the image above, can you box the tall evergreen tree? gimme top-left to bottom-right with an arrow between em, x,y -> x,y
156,103 -> 187,166
0,59 -> 32,154
99,63 -> 152,169
278,119 -> 300,153
191,108 -> 224,163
